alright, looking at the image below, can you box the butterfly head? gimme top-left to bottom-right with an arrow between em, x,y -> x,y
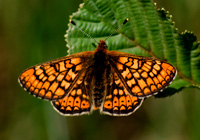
96,40 -> 108,51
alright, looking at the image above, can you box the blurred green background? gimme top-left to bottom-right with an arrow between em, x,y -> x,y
0,0 -> 200,140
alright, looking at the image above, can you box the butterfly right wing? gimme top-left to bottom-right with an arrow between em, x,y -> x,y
108,51 -> 176,98
18,52 -> 94,101
101,69 -> 143,116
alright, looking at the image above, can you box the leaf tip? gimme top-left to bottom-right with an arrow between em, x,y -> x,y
161,7 -> 165,11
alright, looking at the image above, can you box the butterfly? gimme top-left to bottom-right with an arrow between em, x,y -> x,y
18,39 -> 176,116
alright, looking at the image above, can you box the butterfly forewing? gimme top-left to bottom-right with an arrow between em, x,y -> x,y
108,51 -> 176,98
18,52 -> 94,100
51,70 -> 92,116
102,70 -> 143,116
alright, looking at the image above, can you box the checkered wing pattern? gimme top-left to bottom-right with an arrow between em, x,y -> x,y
102,70 -> 143,116
51,70 -> 92,115
18,52 -> 93,101
108,51 -> 176,98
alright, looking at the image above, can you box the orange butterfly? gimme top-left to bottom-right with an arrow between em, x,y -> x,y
18,39 -> 176,116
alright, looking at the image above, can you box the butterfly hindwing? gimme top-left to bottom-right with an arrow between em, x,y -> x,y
101,69 -> 143,116
108,51 -> 176,98
51,71 -> 92,116
18,52 -> 93,100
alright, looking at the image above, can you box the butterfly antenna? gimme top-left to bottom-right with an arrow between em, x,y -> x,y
105,18 -> 129,41
70,20 -> 98,44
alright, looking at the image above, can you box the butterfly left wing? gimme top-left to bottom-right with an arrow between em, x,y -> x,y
101,69 -> 143,116
51,70 -> 92,116
18,52 -> 93,100
108,51 -> 177,98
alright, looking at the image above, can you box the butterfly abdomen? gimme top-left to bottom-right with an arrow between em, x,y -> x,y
92,70 -> 108,108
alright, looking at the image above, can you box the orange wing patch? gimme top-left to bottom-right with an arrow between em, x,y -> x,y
109,54 -> 176,98
18,56 -> 89,100
51,71 -> 91,115
102,72 -> 143,116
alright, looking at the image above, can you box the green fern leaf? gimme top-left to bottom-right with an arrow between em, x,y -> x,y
65,0 -> 200,97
